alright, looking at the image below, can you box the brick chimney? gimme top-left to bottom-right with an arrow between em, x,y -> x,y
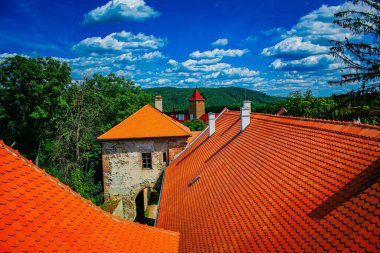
155,96 -> 163,112
240,100 -> 251,131
209,112 -> 215,137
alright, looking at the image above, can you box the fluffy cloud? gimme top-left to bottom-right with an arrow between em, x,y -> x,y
269,55 -> 335,71
179,78 -> 199,84
222,67 -> 259,77
261,4 -> 359,75
211,38 -> 229,47
72,31 -> 167,55
167,59 -> 179,67
282,4 -> 362,45
262,36 -> 329,58
182,61 -> 231,73
190,48 -> 249,59
140,51 -> 165,61
83,0 -> 160,24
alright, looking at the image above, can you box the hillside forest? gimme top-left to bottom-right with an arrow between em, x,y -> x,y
0,56 -> 379,205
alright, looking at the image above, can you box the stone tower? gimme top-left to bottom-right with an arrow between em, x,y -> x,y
189,88 -> 205,119
98,104 -> 190,220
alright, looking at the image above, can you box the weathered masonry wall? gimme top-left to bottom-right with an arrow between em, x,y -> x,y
101,137 -> 187,220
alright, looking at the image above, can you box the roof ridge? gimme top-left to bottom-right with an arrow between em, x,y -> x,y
253,112 -> 380,130
151,105 -> 191,135
253,114 -> 380,142
223,111 -> 380,141
0,140 -> 179,235
166,107 -> 229,165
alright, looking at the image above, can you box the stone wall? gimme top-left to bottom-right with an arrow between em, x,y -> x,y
112,200 -> 124,218
101,137 -> 187,220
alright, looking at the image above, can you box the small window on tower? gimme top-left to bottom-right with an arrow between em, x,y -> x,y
142,153 -> 152,169
163,152 -> 168,163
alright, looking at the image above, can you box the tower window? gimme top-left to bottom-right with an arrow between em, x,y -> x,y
163,152 -> 168,163
142,153 -> 152,169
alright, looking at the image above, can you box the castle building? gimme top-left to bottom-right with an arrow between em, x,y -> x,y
97,102 -> 190,221
171,88 -> 219,124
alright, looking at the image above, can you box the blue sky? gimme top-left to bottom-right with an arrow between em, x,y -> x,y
0,0 -> 364,96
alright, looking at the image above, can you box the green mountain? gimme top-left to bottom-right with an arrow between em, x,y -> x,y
144,87 -> 283,114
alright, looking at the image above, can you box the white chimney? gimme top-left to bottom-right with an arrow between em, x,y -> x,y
241,101 -> 251,131
209,112 -> 215,137
243,100 -> 251,109
155,96 -> 163,112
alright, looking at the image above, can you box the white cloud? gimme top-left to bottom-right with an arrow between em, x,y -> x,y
269,55 -> 335,71
282,4 -> 362,45
190,48 -> 249,59
245,36 -> 258,42
222,67 -> 259,77
72,31 -> 167,60
140,51 -> 165,60
211,38 -> 229,47
0,53 -> 21,59
72,31 -> 167,54
167,59 -> 179,67
156,78 -> 170,85
261,3 -> 362,76
262,36 -> 329,57
262,27 -> 286,36
182,61 -> 231,73
83,0 -> 160,24
179,78 -> 199,84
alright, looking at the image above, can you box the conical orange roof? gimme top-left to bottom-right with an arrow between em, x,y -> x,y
189,89 -> 205,101
98,104 -> 190,140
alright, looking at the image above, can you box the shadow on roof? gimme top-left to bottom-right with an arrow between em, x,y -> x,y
308,158 -> 380,220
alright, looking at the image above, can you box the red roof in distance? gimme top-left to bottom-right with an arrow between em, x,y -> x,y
189,89 -> 205,101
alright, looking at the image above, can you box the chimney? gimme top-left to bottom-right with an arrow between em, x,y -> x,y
243,100 -> 251,109
155,96 -> 163,112
240,100 -> 251,131
209,112 -> 215,137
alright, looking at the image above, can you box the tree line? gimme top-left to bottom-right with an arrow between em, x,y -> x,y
0,56 -> 150,205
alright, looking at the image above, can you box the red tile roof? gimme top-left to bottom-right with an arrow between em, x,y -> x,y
0,141 -> 179,252
156,111 -> 380,252
98,104 -> 190,140
189,89 -> 205,101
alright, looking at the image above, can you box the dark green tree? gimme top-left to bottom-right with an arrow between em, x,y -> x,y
44,74 -> 150,205
329,0 -> 380,89
183,118 -> 207,131
0,56 -> 71,163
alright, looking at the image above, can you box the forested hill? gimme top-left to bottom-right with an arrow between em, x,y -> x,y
144,87 -> 283,113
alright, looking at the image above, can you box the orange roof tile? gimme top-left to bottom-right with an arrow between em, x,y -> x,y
156,111 -> 380,252
0,140 -> 179,252
189,89 -> 205,101
188,131 -> 202,144
98,104 -> 190,140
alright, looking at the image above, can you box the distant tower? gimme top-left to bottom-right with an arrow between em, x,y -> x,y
189,88 -> 205,119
